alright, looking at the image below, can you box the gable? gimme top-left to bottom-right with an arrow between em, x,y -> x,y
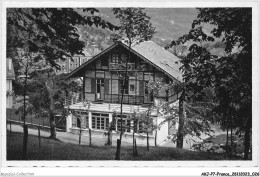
66,41 -> 182,82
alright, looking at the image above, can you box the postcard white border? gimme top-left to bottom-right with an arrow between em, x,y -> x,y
1,0 -> 259,175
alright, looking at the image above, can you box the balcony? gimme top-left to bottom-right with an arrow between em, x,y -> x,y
109,63 -> 135,71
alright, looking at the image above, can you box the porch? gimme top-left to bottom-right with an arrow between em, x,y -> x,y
65,101 -> 171,145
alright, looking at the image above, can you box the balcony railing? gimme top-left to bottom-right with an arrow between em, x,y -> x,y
103,94 -> 151,105
109,63 -> 135,71
65,93 -> 152,106
64,93 -> 83,106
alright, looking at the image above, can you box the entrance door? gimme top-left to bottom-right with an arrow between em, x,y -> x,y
96,79 -> 104,99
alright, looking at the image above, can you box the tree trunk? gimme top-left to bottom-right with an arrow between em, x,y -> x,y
244,118 -> 251,160
49,113 -> 56,139
116,42 -> 131,160
146,131 -> 149,151
107,130 -> 112,145
38,126 -> 41,148
22,69 -> 28,160
107,122 -> 113,146
225,127 -> 229,158
134,138 -> 138,156
132,131 -> 135,155
22,125 -> 28,160
89,129 -> 92,146
115,139 -> 121,160
155,130 -> 157,147
79,128 -> 81,145
46,73 -> 56,139
177,89 -> 185,148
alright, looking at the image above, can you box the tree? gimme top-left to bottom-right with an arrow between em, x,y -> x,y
8,8 -> 118,144
31,68 -> 82,139
14,46 -> 43,159
7,8 -> 118,67
147,75 -> 215,149
167,8 -> 252,158
112,7 -> 156,160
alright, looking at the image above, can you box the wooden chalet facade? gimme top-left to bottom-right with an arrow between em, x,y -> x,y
66,41 -> 182,145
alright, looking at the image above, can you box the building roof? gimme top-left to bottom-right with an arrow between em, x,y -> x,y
6,58 -> 15,80
66,41 -> 183,82
131,41 -> 182,82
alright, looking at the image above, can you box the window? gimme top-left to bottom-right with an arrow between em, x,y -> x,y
130,84 -> 135,91
111,53 -> 119,63
120,80 -> 129,94
145,81 -> 149,95
77,118 -> 81,128
96,79 -> 104,93
91,113 -> 109,130
116,115 -> 130,132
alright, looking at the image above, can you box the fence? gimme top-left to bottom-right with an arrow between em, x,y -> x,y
6,108 -> 66,131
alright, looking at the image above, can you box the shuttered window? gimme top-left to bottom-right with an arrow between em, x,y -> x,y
139,81 -> 144,96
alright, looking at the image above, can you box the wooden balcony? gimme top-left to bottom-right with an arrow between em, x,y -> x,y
109,63 -> 135,71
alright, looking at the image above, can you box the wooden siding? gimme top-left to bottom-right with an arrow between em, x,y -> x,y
85,93 -> 95,101
85,78 -> 91,92
83,45 -> 177,105
112,80 -> 118,94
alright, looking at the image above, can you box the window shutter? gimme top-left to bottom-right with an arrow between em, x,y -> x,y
91,78 -> 96,93
139,81 -> 144,96
104,79 -> 109,94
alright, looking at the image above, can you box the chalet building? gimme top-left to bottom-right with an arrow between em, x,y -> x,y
6,58 -> 15,108
65,41 -> 182,145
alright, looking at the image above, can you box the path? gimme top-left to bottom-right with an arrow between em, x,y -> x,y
6,122 -> 225,149
6,123 -> 133,147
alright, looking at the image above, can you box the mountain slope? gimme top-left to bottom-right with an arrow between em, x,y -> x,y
98,8 -> 198,43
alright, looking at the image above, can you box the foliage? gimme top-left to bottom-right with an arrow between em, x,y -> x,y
149,78 -> 215,142
7,8 -> 119,68
167,8 -> 251,158
111,8 -> 156,45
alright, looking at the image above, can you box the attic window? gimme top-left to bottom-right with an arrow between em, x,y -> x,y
111,53 -> 119,63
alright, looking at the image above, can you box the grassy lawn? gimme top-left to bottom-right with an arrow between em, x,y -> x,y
7,132 -> 233,160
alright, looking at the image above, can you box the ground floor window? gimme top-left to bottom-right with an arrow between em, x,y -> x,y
77,118 -> 81,128
92,113 -> 109,130
72,111 -> 89,129
116,115 -> 131,133
133,120 -> 144,133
